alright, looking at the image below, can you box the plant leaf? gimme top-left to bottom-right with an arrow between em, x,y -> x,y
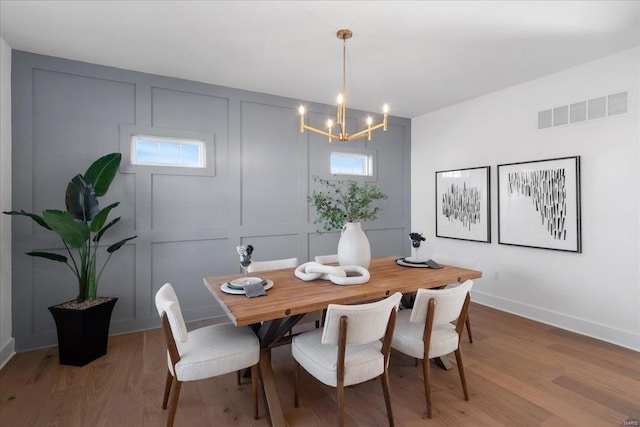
42,209 -> 90,248
93,217 -> 121,243
2,210 -> 52,230
308,175 -> 387,232
26,251 -> 68,263
107,235 -> 137,253
90,202 -> 119,233
66,174 -> 99,221
84,153 -> 121,197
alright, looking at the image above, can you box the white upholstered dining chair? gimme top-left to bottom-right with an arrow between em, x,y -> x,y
430,254 -> 474,343
390,280 -> 473,418
292,292 -> 403,426
311,253 -> 337,328
314,253 -> 339,264
249,257 -> 322,330
155,283 -> 260,427
248,257 -> 299,273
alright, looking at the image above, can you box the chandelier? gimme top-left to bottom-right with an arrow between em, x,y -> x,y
298,29 -> 388,142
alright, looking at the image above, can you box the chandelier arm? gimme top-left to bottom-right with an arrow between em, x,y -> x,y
302,123 -> 340,141
348,122 -> 385,141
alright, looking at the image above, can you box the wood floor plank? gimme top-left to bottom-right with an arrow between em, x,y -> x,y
547,342 -> 640,380
552,375 -> 639,419
1,303 -> 638,426
470,355 -> 625,425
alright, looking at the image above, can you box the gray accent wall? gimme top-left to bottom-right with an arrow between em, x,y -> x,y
11,51 -> 411,351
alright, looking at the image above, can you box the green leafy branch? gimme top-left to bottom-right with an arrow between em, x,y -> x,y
307,176 -> 387,232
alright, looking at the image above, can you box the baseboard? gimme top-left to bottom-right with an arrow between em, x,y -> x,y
471,291 -> 640,352
12,306 -> 230,352
0,337 -> 15,370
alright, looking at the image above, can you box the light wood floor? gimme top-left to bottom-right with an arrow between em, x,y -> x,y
1,303 -> 638,426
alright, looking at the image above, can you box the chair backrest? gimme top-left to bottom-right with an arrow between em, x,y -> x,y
248,257 -> 298,273
322,292 -> 402,346
315,254 -> 339,264
410,280 -> 473,325
155,283 -> 189,344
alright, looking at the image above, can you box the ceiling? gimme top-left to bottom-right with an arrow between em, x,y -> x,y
1,1 -> 639,118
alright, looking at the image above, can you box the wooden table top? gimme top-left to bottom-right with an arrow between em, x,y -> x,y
204,256 -> 482,326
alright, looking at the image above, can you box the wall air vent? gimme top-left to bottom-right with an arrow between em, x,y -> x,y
588,97 -> 606,120
553,105 -> 569,126
538,91 -> 628,130
538,109 -> 552,129
607,92 -> 628,116
569,101 -> 586,123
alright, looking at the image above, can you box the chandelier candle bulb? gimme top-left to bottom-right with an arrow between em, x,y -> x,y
383,104 -> 389,131
299,106 -> 305,133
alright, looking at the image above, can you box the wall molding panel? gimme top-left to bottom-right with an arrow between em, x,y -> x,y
10,50 -> 411,351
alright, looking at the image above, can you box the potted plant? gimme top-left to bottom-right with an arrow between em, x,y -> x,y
4,152 -> 136,366
307,176 -> 387,268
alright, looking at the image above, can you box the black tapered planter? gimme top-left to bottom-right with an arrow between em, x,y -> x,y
48,297 -> 117,367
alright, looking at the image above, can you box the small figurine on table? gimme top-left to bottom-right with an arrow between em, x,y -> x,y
409,232 -> 426,260
236,244 -> 254,286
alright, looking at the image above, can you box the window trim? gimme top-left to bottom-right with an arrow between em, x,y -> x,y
119,124 -> 215,177
131,135 -> 206,168
330,151 -> 373,177
317,146 -> 378,183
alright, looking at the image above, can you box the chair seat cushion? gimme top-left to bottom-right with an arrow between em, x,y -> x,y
172,323 -> 259,381
391,309 -> 459,359
292,328 -> 384,387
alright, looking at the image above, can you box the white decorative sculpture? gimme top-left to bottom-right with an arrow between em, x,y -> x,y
294,262 -> 370,285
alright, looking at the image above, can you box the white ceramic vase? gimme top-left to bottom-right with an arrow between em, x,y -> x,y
337,222 -> 371,268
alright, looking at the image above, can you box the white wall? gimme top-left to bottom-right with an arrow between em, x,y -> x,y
0,37 -> 14,367
412,47 -> 640,351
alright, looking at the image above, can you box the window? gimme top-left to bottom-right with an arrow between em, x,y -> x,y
330,152 -> 373,176
131,135 -> 205,168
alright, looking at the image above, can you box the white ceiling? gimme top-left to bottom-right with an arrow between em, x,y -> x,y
1,1 -> 639,118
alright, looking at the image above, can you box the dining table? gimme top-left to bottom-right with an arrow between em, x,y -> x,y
204,256 -> 482,427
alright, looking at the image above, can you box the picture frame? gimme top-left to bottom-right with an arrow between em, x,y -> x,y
435,166 -> 491,243
497,156 -> 581,252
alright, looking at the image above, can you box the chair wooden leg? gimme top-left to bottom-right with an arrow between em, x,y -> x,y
251,364 -> 259,419
294,361 -> 300,408
465,315 -> 473,343
236,370 -> 242,385
162,369 -> 173,409
337,382 -> 345,427
380,371 -> 395,426
454,348 -> 470,401
422,358 -> 432,418
166,378 -> 182,427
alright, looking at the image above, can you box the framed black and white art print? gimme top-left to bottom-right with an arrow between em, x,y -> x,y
435,166 -> 491,243
498,156 -> 581,253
